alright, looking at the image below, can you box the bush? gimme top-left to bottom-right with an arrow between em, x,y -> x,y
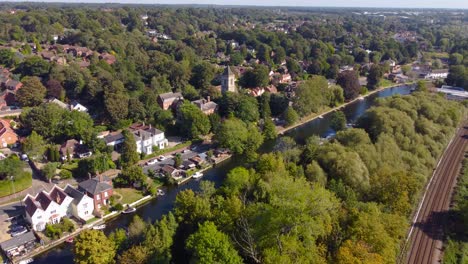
114,203 -> 124,211
59,169 -> 72,179
45,224 -> 61,239
62,218 -> 75,232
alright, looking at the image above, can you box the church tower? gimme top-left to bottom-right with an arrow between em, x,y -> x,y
221,66 -> 237,93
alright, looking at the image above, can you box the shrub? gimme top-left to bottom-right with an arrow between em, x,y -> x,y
45,224 -> 61,239
114,203 -> 124,211
59,169 -> 72,179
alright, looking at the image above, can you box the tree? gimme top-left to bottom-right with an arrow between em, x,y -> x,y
176,102 -> 211,139
128,215 -> 147,243
263,118 -> 277,140
448,53 -> 463,65
104,81 -> 129,123
117,245 -> 149,264
336,70 -> 360,100
16,76 -> 47,107
336,240 -> 384,264
22,131 -> 46,161
446,65 -> 467,89
283,106 -> 299,126
121,130 -> 139,166
235,96 -> 260,122
74,230 -> 116,264
42,162 -> 59,181
18,56 -> 50,77
215,118 -> 263,157
190,62 -> 215,91
367,65 -> 383,90
330,111 -> 347,131
186,221 -> 243,264
46,79 -> 65,99
415,81 -> 428,92
240,64 -> 269,88
293,76 -> 329,116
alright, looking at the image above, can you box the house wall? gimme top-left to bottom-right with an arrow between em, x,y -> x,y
91,189 -> 113,210
76,195 -> 94,221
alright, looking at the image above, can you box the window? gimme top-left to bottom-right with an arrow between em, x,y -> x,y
37,216 -> 42,219
104,192 -> 108,198
96,194 -> 100,200
50,210 -> 56,214
84,211 -> 89,215
83,203 -> 87,208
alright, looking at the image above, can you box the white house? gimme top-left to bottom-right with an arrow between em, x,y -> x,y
130,124 -> 168,155
424,69 -> 449,79
63,185 -> 95,222
23,186 -> 73,231
70,101 -> 88,112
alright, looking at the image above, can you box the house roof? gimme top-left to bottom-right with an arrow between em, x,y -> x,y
60,139 -> 79,155
161,165 -> 177,174
64,185 -> 86,205
49,186 -> 68,205
35,191 -> 53,211
49,98 -> 69,109
23,196 -> 41,217
0,231 -> 36,251
78,177 -> 112,195
104,131 -> 124,144
158,92 -> 183,102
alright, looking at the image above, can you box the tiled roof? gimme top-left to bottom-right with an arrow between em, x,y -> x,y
78,178 -> 112,195
158,92 -> 183,101
0,231 -> 36,251
64,185 -> 86,205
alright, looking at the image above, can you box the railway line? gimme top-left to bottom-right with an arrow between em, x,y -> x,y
405,122 -> 468,264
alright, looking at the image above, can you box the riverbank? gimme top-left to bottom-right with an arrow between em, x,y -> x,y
278,83 -> 411,135
31,85 -> 415,264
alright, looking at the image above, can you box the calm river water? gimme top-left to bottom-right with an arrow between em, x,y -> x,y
33,85 -> 412,264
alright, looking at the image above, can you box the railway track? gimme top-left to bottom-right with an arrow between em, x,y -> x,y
405,123 -> 468,264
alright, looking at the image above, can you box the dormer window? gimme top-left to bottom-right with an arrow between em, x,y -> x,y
96,194 -> 100,200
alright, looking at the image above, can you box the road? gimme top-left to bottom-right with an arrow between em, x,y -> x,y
405,122 -> 468,264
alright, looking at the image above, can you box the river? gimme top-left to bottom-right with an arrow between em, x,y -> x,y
32,85 -> 412,264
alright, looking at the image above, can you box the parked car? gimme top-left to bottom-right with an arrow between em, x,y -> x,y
146,159 -> 157,165
20,154 -> 29,162
158,155 -> 167,161
10,225 -> 25,232
182,149 -> 190,153
11,226 -> 27,237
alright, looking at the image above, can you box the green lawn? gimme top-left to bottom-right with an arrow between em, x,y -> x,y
114,188 -> 144,205
0,172 -> 32,198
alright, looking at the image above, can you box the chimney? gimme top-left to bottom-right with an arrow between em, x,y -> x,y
99,174 -> 103,182
207,96 -> 211,102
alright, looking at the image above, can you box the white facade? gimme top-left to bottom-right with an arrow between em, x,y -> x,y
425,72 -> 448,79
64,185 -> 95,221
135,131 -> 168,154
23,186 -> 73,231
70,194 -> 93,221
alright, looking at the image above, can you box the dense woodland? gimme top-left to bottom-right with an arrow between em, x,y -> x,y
72,92 -> 464,264
0,4 -> 467,263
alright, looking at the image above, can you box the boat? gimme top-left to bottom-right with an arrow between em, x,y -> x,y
122,207 -> 136,214
318,115 -> 324,119
157,189 -> 165,196
192,172 -> 204,179
357,96 -> 365,100
18,258 -> 33,264
93,224 -> 106,230
65,237 -> 74,243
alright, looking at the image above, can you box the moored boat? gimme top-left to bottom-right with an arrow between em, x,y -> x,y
93,224 -> 106,230
192,172 -> 204,179
122,207 -> 136,214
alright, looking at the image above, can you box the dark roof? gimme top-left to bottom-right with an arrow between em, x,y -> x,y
64,185 -> 85,205
158,92 -> 183,101
78,178 -> 112,195
23,196 -> 40,217
35,192 -> 52,211
104,132 -> 124,144
224,66 -> 234,76
0,231 -> 36,251
49,186 -> 68,205
161,165 -> 177,174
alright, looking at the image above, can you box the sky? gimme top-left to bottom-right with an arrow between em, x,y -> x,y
11,0 -> 468,9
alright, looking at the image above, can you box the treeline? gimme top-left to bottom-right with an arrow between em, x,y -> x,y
72,92 -> 463,263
